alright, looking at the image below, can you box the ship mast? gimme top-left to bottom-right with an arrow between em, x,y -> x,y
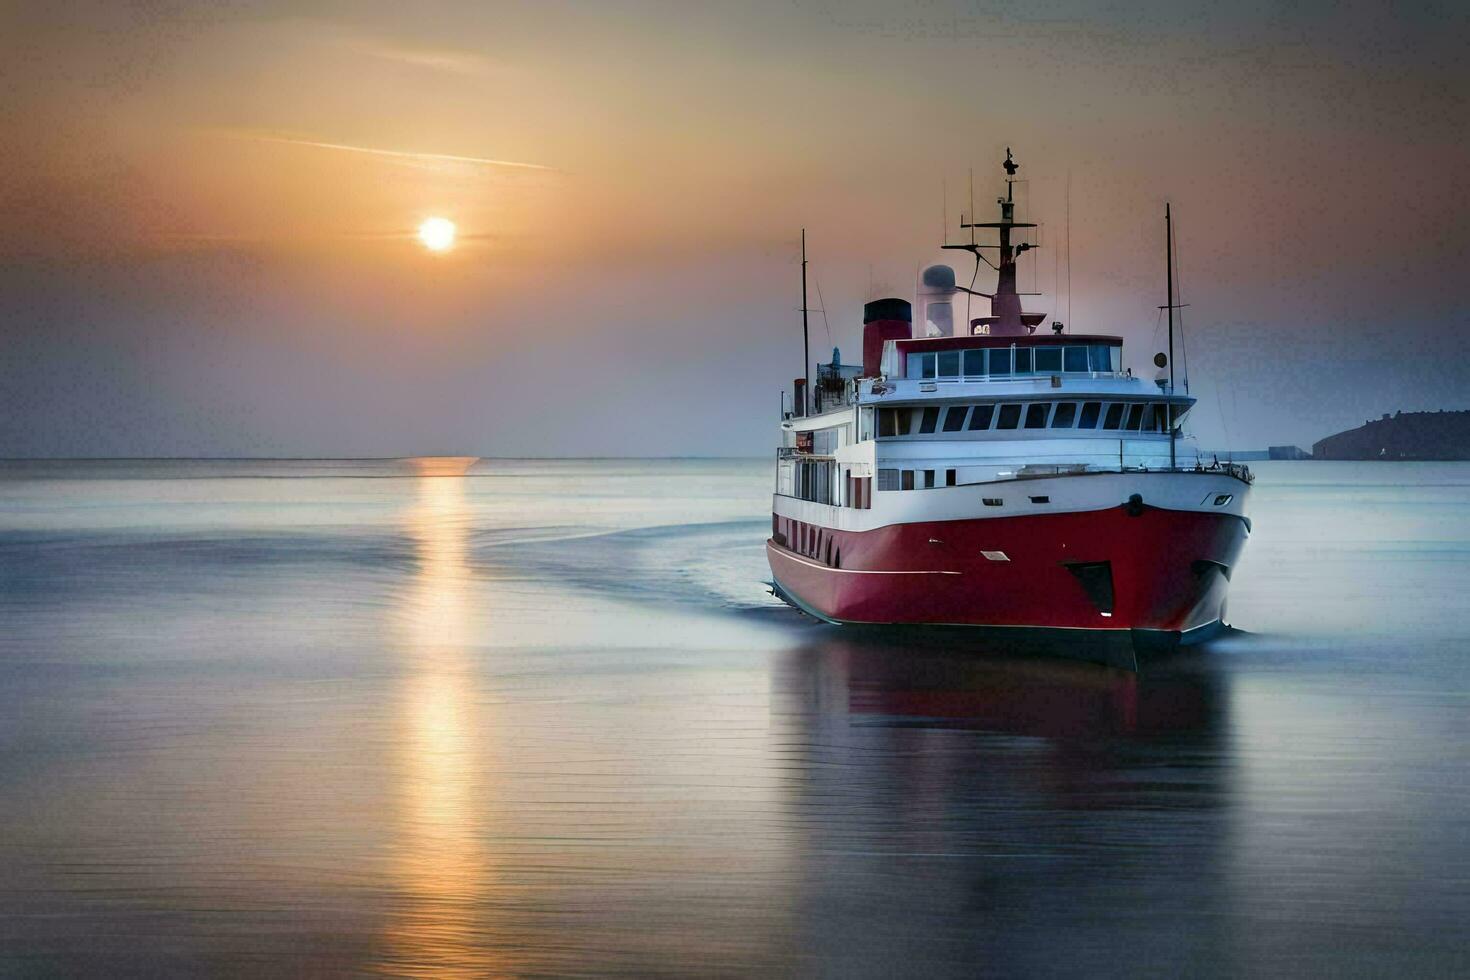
1166,203 -> 1175,396
1165,203 -> 1176,470
801,228 -> 810,415
944,148 -> 1039,336
992,151 -> 1024,331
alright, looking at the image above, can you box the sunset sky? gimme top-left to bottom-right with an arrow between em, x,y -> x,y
2,0 -> 1466,456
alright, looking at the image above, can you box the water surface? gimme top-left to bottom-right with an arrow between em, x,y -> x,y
1,459 -> 1466,976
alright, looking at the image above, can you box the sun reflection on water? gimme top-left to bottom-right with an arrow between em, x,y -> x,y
381,458 -> 506,977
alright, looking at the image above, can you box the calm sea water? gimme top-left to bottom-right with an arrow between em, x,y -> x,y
1,458 -> 1467,977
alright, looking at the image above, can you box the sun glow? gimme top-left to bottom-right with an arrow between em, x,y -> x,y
418,217 -> 456,252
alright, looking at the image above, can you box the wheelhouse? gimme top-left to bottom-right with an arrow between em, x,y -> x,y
900,335 -> 1124,381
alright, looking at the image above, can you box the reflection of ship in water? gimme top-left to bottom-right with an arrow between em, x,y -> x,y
771,632 -> 1238,975
842,635 -> 1223,738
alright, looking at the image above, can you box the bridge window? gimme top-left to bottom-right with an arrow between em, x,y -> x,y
1052,402 -> 1077,428
1146,404 -> 1168,432
1126,403 -> 1146,431
899,343 -> 1121,384
942,406 -> 968,431
918,406 -> 940,433
1103,403 -> 1126,429
1024,403 -> 1050,428
969,404 -> 995,430
1078,402 -> 1101,429
997,404 -> 1022,429
906,352 -> 936,379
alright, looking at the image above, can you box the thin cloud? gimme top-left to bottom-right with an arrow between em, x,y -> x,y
338,36 -> 495,77
212,130 -> 556,172
152,233 -> 266,242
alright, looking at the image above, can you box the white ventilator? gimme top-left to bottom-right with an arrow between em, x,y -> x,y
917,265 -> 957,337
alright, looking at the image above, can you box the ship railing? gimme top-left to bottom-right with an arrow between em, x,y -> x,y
999,459 -> 1253,482
771,455 -> 1253,502
782,379 -> 859,420
1217,461 -> 1255,484
812,379 -> 858,413
774,444 -> 1252,485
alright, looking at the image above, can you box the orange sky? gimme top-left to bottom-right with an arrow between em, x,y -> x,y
2,1 -> 1467,455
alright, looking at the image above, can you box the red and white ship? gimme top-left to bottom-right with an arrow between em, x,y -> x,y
767,151 -> 1252,666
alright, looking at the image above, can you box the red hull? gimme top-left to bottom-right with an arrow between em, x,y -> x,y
768,504 -> 1247,633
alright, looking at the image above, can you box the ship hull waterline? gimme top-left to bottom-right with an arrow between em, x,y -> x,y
766,503 -> 1248,670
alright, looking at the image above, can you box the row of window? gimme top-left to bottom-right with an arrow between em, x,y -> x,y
877,468 -> 959,491
794,428 -> 839,455
792,459 -> 836,504
906,344 -> 1117,380
876,400 -> 1181,436
873,471 -> 1058,500
782,458 -> 873,508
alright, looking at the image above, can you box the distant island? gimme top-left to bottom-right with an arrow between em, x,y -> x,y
1312,410 -> 1470,461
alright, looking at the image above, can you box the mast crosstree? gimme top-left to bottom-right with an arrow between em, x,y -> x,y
943,149 -> 1044,337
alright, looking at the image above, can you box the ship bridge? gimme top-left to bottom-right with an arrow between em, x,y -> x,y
887,333 -> 1126,382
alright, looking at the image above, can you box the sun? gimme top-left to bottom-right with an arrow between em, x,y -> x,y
418,217 -> 456,252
